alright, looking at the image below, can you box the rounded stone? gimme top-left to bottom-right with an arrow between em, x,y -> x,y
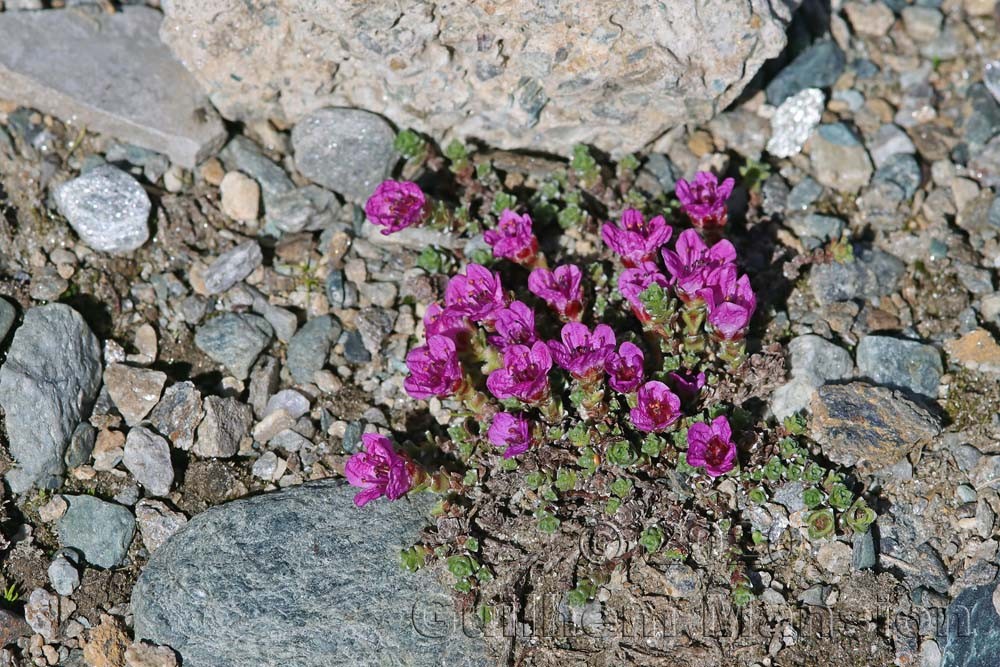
54,164 -> 151,252
291,108 -> 397,202
219,171 -> 261,221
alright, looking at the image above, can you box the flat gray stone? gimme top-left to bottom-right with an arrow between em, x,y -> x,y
0,6 -> 225,168
856,335 -> 942,398
0,304 -> 102,493
202,241 -> 263,295
286,315 -> 340,385
55,165 -> 151,253
218,136 -> 294,201
57,495 -> 135,568
292,108 -> 398,202
132,481 -> 487,667
194,313 -> 273,380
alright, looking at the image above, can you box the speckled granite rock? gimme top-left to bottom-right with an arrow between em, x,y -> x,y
159,0 -> 797,154
132,481 -> 488,667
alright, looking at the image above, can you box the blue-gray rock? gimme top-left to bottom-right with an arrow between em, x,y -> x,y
291,108 -> 398,202
642,154 -> 679,191
54,164 -> 151,253
341,421 -> 364,453
852,531 -> 876,571
194,313 -> 273,380
325,269 -> 358,310
856,335 -> 942,398
131,481 -> 487,667
787,177 -> 823,211
0,304 -> 102,493
810,247 -> 905,305
202,241 -> 264,295
286,316 -> 340,385
65,422 -> 97,469
789,334 -> 853,383
766,40 -> 846,105
218,136 -> 294,201
965,84 -> 1000,151
941,579 -> 1000,667
57,495 -> 135,568
873,153 -> 922,200
787,213 -> 843,249
0,296 -> 15,341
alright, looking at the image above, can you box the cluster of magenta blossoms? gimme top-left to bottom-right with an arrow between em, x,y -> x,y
343,171 -> 755,509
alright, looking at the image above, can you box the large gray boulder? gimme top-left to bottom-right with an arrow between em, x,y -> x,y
132,481 -> 488,667
0,6 -> 225,167
0,304 -> 102,493
160,0 -> 797,155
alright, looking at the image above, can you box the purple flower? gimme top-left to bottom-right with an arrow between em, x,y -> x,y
698,265 -> 756,340
486,341 -> 553,402
484,210 -> 539,264
489,301 -> 538,351
445,264 -> 508,323
528,264 -> 584,321
601,209 -> 673,267
403,335 -> 464,400
364,180 -> 429,235
344,433 -> 413,507
606,342 -> 644,393
487,412 -> 535,458
423,303 -> 471,346
548,322 -> 616,379
685,415 -> 737,477
675,171 -> 735,230
629,381 -> 682,432
666,369 -> 707,404
662,228 -> 737,301
618,263 -> 670,323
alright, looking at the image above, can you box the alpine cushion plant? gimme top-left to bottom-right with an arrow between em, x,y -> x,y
484,209 -> 540,265
343,433 -> 415,507
355,154 -> 877,624
675,171 -> 735,231
528,264 -> 584,321
601,208 -> 672,267
364,180 -> 430,235
685,415 -> 737,477
488,412 -> 536,458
